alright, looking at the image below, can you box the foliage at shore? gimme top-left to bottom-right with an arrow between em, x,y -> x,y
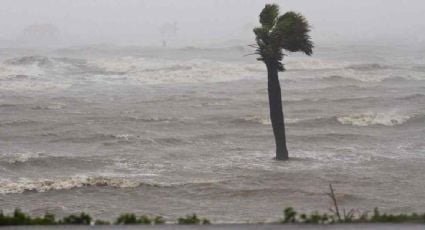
0,210 -> 207,226
1,184 -> 424,225
1,208 -> 424,226
281,207 -> 425,224
177,214 -> 210,225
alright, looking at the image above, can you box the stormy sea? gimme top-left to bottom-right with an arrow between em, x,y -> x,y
0,44 -> 424,223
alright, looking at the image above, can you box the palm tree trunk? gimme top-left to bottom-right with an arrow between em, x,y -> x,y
266,62 -> 289,160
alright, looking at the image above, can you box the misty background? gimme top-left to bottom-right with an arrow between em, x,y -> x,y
1,0 -> 425,48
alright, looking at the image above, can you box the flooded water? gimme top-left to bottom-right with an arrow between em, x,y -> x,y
0,44 -> 424,222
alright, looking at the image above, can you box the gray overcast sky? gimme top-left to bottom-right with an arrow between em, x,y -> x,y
1,0 -> 424,47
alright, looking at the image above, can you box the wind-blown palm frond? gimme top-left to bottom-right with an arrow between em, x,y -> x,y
274,12 -> 313,56
259,4 -> 279,28
253,4 -> 313,72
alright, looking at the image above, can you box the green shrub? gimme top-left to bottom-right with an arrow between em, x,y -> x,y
139,215 -> 152,224
32,213 -> 57,225
115,213 -> 156,225
280,206 -> 425,224
153,216 -> 165,224
115,213 -> 139,225
282,207 -> 297,223
94,219 -> 110,225
61,212 -> 92,225
178,214 -> 210,225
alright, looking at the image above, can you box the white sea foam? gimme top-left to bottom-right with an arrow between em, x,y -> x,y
0,81 -> 70,92
1,152 -> 41,164
0,62 -> 45,79
243,112 -> 413,127
88,57 -> 262,84
242,115 -> 301,125
337,112 -> 411,127
0,176 -> 140,194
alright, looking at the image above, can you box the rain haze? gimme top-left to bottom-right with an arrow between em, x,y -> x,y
0,0 -> 425,225
0,0 -> 425,47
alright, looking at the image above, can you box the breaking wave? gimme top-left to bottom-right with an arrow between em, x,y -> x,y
0,176 -> 232,194
0,152 -> 41,164
4,56 -> 53,67
0,119 -> 39,127
239,116 -> 306,126
88,57 -> 262,84
345,63 -> 391,71
240,112 -> 419,127
0,176 -> 140,194
2,55 -> 423,88
336,112 -> 412,127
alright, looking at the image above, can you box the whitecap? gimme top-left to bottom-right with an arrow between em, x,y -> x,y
337,112 -> 411,127
1,152 -> 41,164
0,176 -> 140,194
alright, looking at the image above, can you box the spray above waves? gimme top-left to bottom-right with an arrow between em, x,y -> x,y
88,57 -> 262,84
2,54 -> 424,91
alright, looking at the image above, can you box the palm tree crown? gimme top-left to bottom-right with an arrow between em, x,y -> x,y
254,4 -> 313,71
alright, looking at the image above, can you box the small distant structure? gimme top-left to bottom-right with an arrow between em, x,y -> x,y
159,22 -> 177,47
19,24 -> 60,47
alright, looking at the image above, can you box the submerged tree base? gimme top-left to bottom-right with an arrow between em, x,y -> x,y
275,155 -> 289,161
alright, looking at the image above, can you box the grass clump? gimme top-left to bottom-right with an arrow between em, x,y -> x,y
60,212 -> 92,225
0,210 -> 166,226
370,208 -> 425,223
281,207 -> 425,224
178,214 -> 210,225
280,184 -> 425,224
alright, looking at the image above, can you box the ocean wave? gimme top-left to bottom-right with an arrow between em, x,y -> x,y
239,112 -> 419,127
0,103 -> 17,108
0,176 -> 140,194
50,133 -> 136,143
87,57 -> 262,84
0,175 -> 231,194
284,58 -> 346,70
345,63 -> 390,71
319,75 -> 358,82
287,93 -> 425,105
0,152 -> 41,164
0,81 -> 70,92
399,94 -> 425,101
0,119 -> 38,127
411,65 -> 425,72
239,116 -> 304,125
31,103 -> 66,110
336,112 -> 411,127
4,56 -> 53,67
121,116 -> 174,123
314,74 -> 424,83
0,61 -> 45,79
285,60 -> 391,72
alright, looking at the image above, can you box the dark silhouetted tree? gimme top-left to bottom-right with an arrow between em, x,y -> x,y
253,4 -> 313,160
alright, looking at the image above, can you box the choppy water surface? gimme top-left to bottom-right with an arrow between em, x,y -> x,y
0,45 -> 424,222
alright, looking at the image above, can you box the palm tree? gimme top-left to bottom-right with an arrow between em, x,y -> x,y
253,4 -> 313,160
